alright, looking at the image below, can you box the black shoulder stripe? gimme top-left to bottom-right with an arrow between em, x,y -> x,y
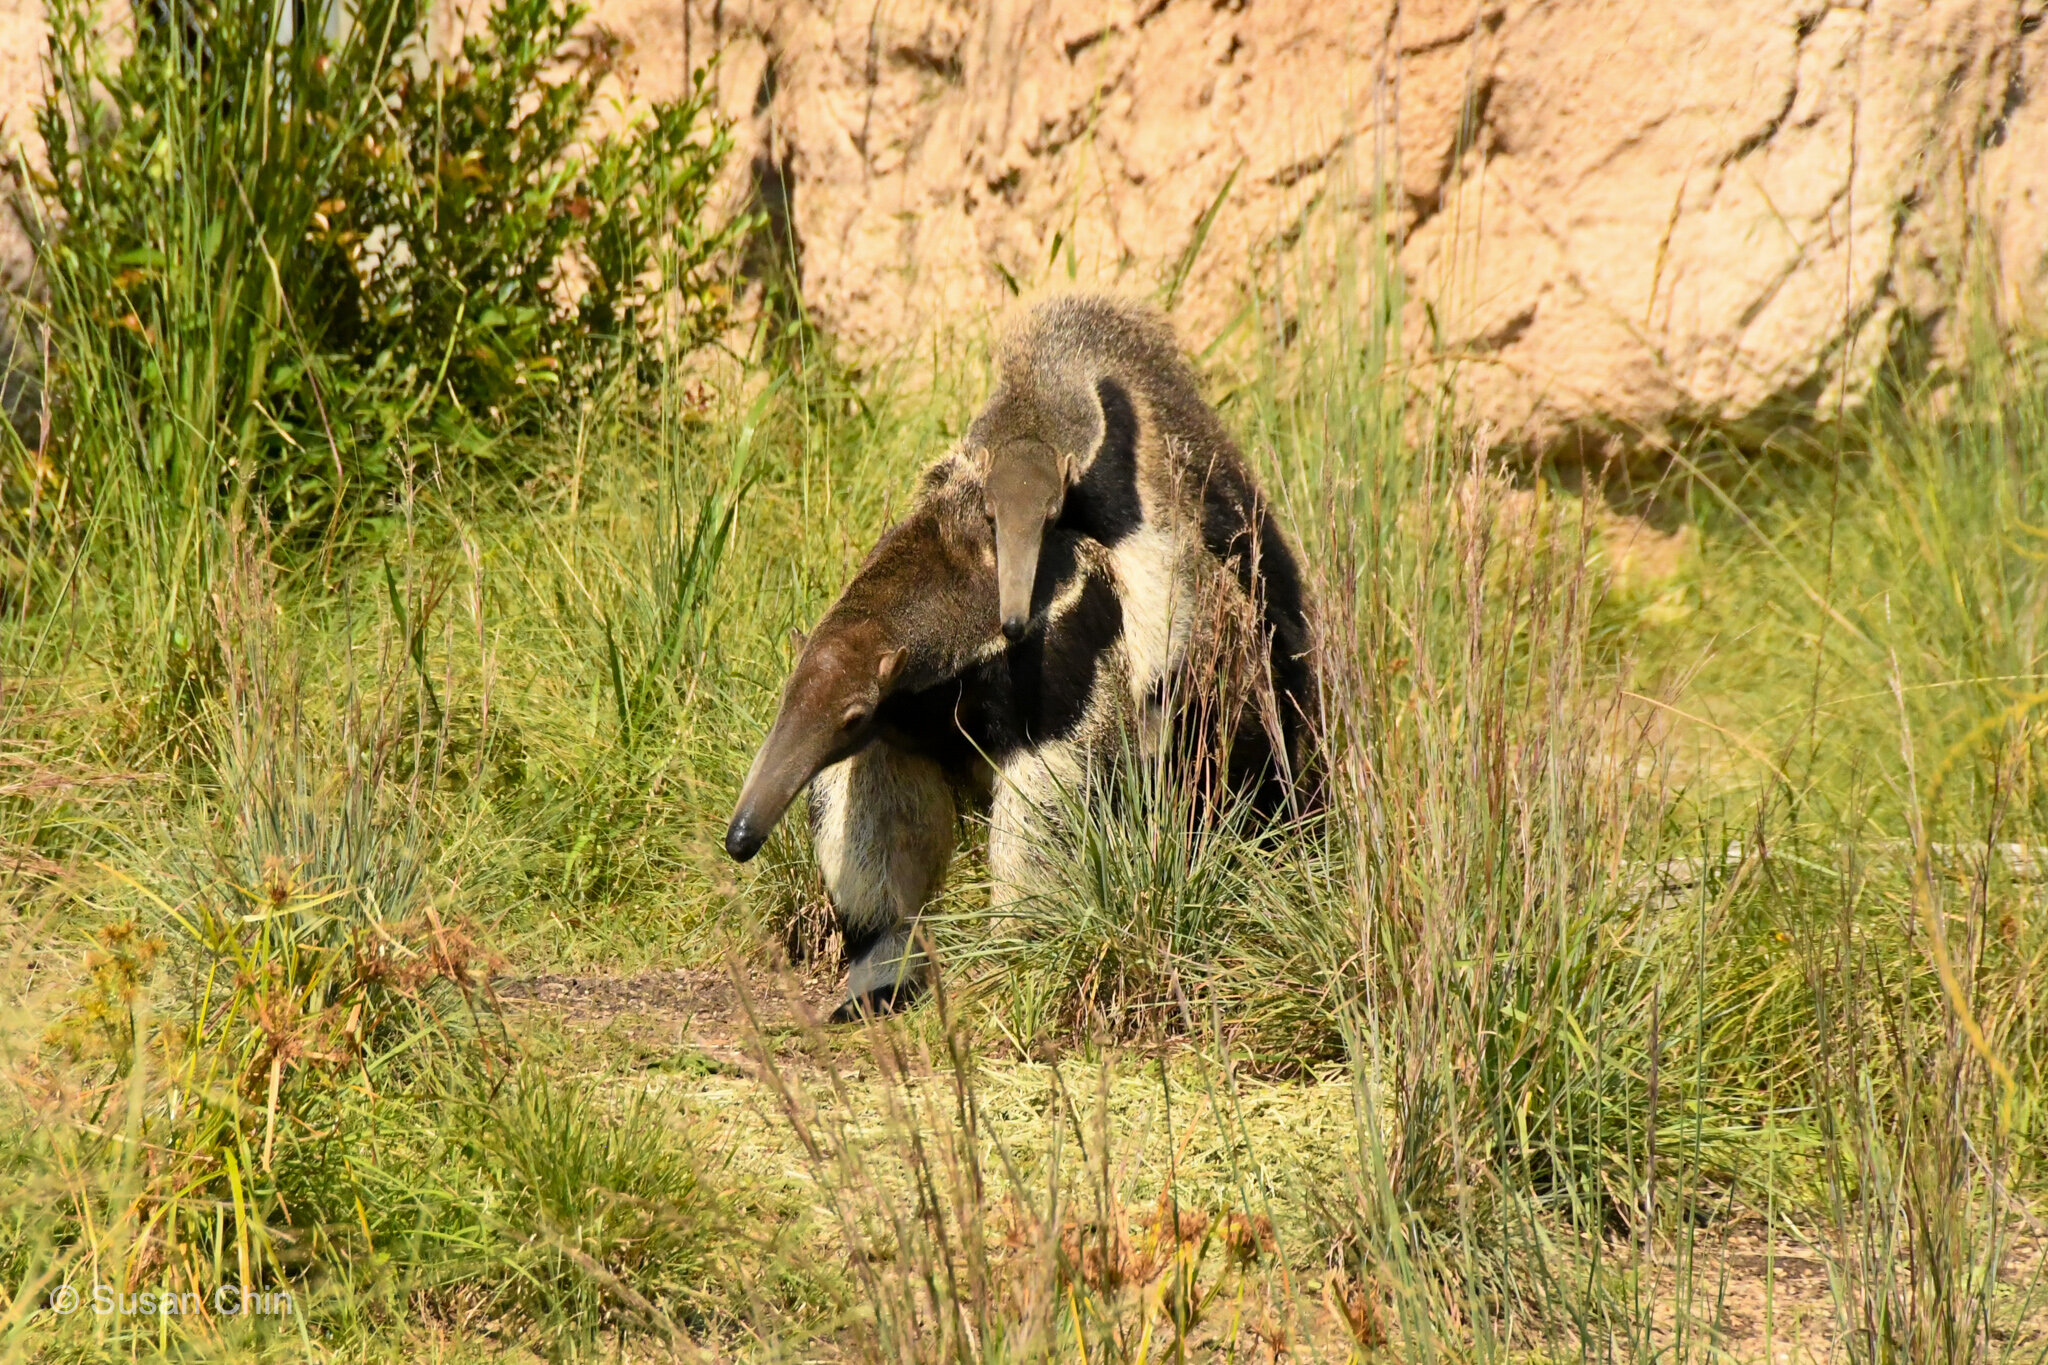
1013,570 -> 1124,748
1200,478 -> 1257,595
942,558 -> 1125,763
1031,532 -> 1082,621
1058,377 -> 1143,546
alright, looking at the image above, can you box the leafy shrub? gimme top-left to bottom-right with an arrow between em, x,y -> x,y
322,0 -> 741,423
19,0 -> 740,544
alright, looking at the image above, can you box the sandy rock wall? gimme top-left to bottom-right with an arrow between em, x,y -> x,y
0,0 -> 48,295
632,0 -> 2048,452
4,0 -> 2045,451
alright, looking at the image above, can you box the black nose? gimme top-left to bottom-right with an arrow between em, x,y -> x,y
724,816 -> 763,863
1001,615 -> 1027,642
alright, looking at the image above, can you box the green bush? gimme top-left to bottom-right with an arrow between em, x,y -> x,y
21,0 -> 739,544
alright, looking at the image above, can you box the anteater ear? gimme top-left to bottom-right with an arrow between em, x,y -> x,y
876,646 -> 909,690
787,627 -> 807,656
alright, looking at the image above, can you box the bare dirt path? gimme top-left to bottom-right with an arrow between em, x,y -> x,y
494,964 -> 836,1061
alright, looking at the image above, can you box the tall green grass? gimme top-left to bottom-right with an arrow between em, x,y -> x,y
0,525 -> 793,1356
0,0 -> 772,1352
10,299 -> 2046,1358
2,2 -> 2045,1348
9,0 -> 738,729
817,288 -> 2048,1362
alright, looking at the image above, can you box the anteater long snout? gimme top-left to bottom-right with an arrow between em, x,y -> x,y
994,515 -> 1045,642
723,805 -> 773,863
987,439 -> 1068,642
724,713 -> 824,862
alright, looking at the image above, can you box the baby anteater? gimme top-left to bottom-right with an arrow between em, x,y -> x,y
970,295 -> 1318,810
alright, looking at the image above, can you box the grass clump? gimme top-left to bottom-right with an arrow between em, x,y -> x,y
410,1065 -> 733,1347
941,751 -> 1343,1066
